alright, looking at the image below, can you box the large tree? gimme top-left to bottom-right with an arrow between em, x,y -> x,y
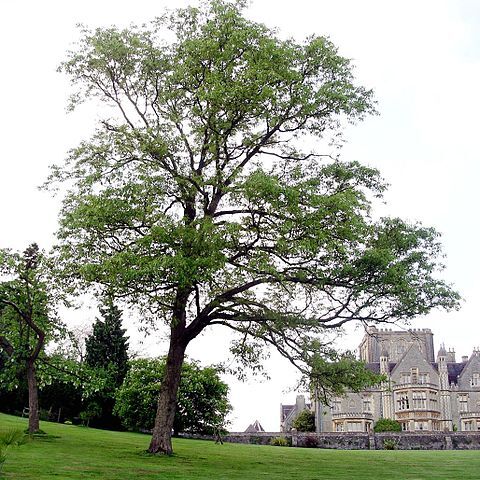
50,1 -> 459,453
0,244 -> 59,433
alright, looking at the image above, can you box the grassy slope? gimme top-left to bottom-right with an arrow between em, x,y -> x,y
1,413 -> 480,479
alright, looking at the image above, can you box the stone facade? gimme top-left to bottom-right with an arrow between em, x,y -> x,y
283,327 -> 480,433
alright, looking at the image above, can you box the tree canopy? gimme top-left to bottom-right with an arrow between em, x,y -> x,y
50,0 -> 460,453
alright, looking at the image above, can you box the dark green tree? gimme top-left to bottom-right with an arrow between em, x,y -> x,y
374,418 -> 402,433
0,244 -> 60,433
84,297 -> 129,429
292,410 -> 316,432
50,0 -> 460,453
85,298 -> 129,386
114,358 -> 231,435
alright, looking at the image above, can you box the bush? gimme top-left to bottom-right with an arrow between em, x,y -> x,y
292,410 -> 316,432
270,436 -> 288,447
373,418 -> 402,432
383,439 -> 397,450
79,402 -> 102,427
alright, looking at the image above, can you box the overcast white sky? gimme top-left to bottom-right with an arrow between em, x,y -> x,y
1,0 -> 479,431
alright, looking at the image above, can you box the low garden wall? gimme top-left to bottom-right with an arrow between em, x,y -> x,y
179,431 -> 480,450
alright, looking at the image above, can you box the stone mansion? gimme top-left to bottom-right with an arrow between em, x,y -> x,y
281,327 -> 480,433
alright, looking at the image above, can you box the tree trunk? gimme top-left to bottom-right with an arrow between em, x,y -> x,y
26,360 -> 40,434
148,333 -> 187,454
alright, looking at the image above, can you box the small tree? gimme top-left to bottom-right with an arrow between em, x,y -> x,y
114,358 -> 231,435
0,244 -> 60,434
292,410 -> 316,432
374,418 -> 402,433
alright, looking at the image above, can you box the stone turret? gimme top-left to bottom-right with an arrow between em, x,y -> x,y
437,343 -> 452,430
379,349 -> 393,419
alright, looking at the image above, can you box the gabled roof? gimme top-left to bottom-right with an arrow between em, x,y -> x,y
281,405 -> 296,421
389,343 -> 437,376
244,420 -> 265,433
457,353 -> 480,384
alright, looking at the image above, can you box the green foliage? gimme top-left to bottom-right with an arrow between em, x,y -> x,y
292,410 -> 316,433
382,439 -> 398,450
79,402 -> 102,427
270,436 -> 289,447
114,358 -> 230,434
374,418 -> 402,433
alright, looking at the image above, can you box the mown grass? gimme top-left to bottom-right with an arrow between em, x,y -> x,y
1,413 -> 480,479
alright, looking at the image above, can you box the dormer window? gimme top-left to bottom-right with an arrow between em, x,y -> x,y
418,373 -> 429,384
471,373 -> 480,387
363,396 -> 372,413
411,367 -> 418,384
459,394 -> 468,412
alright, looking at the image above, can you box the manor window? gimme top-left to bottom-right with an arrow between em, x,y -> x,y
471,373 -> 480,387
430,392 -> 438,410
396,394 -> 409,411
335,423 -> 344,432
346,422 -> 362,432
463,421 -> 473,431
459,394 -> 468,412
412,391 -> 427,410
411,368 -> 418,384
363,397 -> 372,413
400,373 -> 410,384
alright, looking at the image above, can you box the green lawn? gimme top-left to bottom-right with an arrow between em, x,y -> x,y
1,413 -> 480,479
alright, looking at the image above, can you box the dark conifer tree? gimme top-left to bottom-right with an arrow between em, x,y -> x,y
83,297 -> 129,429
85,297 -> 129,386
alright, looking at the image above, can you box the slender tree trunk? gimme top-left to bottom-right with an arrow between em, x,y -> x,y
26,360 -> 40,434
148,332 -> 188,454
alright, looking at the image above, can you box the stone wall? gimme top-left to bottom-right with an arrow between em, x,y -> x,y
179,431 -> 480,450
